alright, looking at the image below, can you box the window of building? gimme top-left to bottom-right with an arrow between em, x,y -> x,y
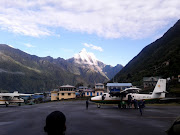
87,92 -> 89,95
61,93 -> 64,96
68,93 -> 71,96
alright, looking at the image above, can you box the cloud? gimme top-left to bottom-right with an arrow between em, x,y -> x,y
0,0 -> 179,38
24,43 -> 35,48
83,43 -> 103,52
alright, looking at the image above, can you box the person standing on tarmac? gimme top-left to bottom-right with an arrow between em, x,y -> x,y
133,99 -> 138,109
127,95 -> 132,108
138,100 -> 143,116
86,100 -> 89,110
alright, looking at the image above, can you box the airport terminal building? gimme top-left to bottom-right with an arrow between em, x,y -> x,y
84,83 -> 105,97
51,85 -> 76,101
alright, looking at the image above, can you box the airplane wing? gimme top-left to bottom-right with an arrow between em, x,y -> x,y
0,92 -> 33,97
120,88 -> 141,94
0,93 -> 19,97
18,93 -> 34,96
109,88 -> 141,97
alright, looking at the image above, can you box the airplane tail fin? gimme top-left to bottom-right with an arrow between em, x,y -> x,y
152,79 -> 167,99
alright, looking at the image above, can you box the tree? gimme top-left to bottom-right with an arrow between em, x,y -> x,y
75,82 -> 84,88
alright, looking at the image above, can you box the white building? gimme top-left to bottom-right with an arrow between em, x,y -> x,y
143,77 -> 161,88
95,83 -> 104,90
106,83 -> 132,93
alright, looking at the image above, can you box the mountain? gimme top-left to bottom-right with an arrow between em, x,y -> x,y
113,20 -> 180,87
0,44 -> 122,93
0,45 -> 103,92
67,48 -> 123,79
103,64 -> 123,79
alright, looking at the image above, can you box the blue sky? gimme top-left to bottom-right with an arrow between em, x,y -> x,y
0,0 -> 180,66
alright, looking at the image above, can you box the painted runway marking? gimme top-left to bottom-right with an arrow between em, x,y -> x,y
0,121 -> 14,126
123,116 -> 177,119
144,117 -> 177,119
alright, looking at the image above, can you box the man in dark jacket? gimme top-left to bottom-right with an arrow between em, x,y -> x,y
86,100 -> 89,110
138,100 -> 143,116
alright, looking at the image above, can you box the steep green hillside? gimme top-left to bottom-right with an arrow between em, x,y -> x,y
0,44 -> 108,93
113,20 -> 180,87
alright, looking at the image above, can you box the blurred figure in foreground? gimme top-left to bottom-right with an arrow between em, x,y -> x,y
166,116 -> 180,135
44,111 -> 66,135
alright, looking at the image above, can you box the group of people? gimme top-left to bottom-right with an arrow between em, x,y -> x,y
119,99 -> 145,109
118,98 -> 145,116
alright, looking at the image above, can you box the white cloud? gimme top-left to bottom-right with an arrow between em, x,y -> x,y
0,0 -> 179,38
24,43 -> 35,48
83,43 -> 103,52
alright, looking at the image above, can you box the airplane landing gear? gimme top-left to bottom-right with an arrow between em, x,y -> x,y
118,103 -> 121,109
5,102 -> 8,107
97,104 -> 101,108
18,103 -> 21,106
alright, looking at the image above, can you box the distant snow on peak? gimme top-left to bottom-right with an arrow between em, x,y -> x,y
67,48 -> 123,80
8,45 -> 14,48
74,48 -> 98,66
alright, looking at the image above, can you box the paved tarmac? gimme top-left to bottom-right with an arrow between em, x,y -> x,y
0,100 -> 179,135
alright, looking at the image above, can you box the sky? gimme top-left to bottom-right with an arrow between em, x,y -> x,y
0,0 -> 180,66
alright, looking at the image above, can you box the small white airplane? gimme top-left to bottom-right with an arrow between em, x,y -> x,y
91,79 -> 167,108
0,91 -> 33,107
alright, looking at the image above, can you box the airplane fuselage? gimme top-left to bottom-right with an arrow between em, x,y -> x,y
0,96 -> 24,105
90,93 -> 157,104
91,79 -> 166,105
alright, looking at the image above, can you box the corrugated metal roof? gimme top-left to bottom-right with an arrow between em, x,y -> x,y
143,77 -> 161,81
95,83 -> 104,85
107,83 -> 132,87
60,84 -> 75,88
79,86 -> 88,89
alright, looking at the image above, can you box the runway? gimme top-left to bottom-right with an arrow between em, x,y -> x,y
0,100 -> 179,135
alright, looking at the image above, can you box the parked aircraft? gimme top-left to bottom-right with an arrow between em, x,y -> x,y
0,91 -> 33,107
91,79 -> 167,108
